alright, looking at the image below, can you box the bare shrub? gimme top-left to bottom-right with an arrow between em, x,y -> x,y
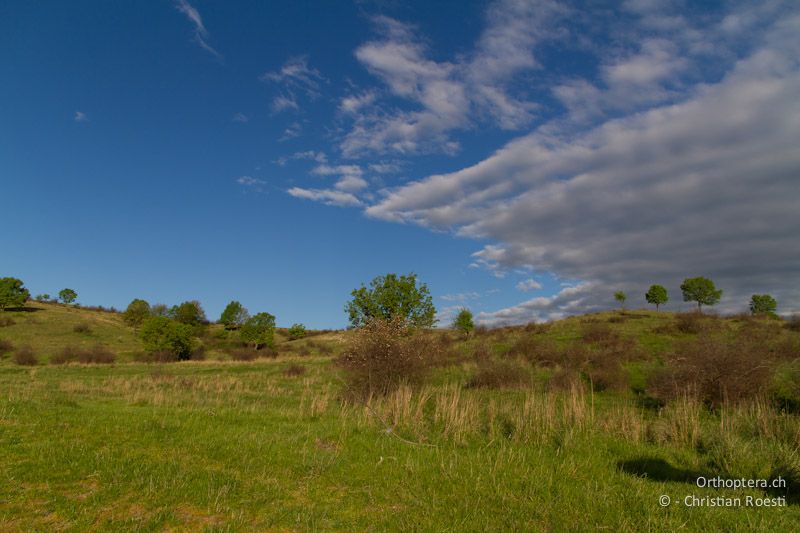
0,316 -> 16,327
508,336 -> 563,367
674,312 -> 719,334
607,315 -> 626,324
582,323 -> 619,344
283,364 -> 307,377
13,346 -> 38,366
52,344 -> 116,364
73,322 -> 92,334
647,333 -> 776,408
472,342 -> 492,361
317,343 -> 334,355
190,344 -> 207,361
0,338 -> 13,355
337,317 -> 433,399
467,358 -> 531,389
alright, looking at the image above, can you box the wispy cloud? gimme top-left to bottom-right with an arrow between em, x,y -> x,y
275,150 -> 328,166
287,187 -> 362,207
279,122 -> 302,141
73,111 -> 88,122
236,176 -> 266,193
175,0 -> 222,60
261,57 -> 326,114
441,292 -> 481,302
231,112 -> 249,123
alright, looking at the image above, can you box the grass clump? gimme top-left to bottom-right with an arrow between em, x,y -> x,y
72,322 -> 92,333
467,358 -> 531,389
0,338 -> 14,356
0,315 -> 16,327
283,363 -> 307,377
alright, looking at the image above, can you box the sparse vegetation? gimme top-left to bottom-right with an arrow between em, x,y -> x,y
13,345 -> 38,365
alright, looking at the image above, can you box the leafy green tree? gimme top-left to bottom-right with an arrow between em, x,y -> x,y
680,277 -> 722,310
453,308 -> 475,338
0,277 -> 30,310
169,300 -> 207,326
219,300 -> 249,330
346,273 -> 436,328
645,284 -> 669,311
749,294 -> 777,316
614,291 -> 627,310
58,288 -> 77,305
240,312 -> 276,350
35,293 -> 50,302
123,299 -> 151,327
139,316 -> 194,360
150,303 -> 169,317
288,323 -> 306,340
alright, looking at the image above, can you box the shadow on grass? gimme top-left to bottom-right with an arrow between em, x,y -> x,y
2,306 -> 43,313
617,457 -> 705,483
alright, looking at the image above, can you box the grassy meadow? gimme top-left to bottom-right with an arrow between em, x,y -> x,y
1,305 -> 799,530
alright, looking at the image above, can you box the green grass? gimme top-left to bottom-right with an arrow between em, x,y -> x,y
0,306 -> 798,530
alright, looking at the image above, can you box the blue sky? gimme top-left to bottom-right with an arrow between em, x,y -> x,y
2,0 -> 799,327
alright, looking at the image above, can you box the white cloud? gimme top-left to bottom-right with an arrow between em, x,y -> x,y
441,292 -> 481,302
232,112 -> 249,123
261,57 -> 326,113
279,122 -> 302,141
271,94 -> 299,113
276,150 -> 327,166
339,91 -> 377,114
341,2 -> 562,156
367,12 -> 800,320
287,187 -> 362,207
335,175 -> 369,192
175,0 -> 222,60
73,111 -> 88,122
516,278 -> 542,292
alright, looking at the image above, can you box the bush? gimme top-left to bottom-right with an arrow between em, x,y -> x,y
230,349 -> 258,361
771,362 -> 800,413
674,312 -> 718,334
0,338 -> 14,355
467,358 -> 530,389
288,323 -> 307,340
140,317 -> 195,360
785,315 -> 800,332
0,316 -> 15,327
240,312 -> 275,350
123,299 -> 151,327
13,346 -> 38,366
73,322 -> 92,333
647,333 -> 777,408
337,317 -> 432,399
52,344 -> 115,364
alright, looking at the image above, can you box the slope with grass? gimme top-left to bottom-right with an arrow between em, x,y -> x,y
1,308 -> 798,530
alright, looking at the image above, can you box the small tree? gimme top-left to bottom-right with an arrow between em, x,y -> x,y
453,308 -> 474,338
219,300 -> 249,330
346,273 -> 436,328
59,288 -> 78,305
169,300 -> 207,326
614,291 -> 627,310
749,294 -> 777,317
139,316 -> 194,360
35,293 -> 51,302
0,278 -> 30,310
288,323 -> 307,340
645,284 -> 669,311
680,277 -> 722,311
123,299 -> 151,327
240,312 -> 276,350
150,303 -> 169,317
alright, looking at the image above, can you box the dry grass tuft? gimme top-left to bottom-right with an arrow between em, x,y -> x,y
466,358 -> 531,389
0,316 -> 16,327
283,364 -> 307,377
72,322 -> 92,334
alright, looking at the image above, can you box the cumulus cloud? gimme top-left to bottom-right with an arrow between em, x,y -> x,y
516,278 -> 542,292
368,10 -> 800,320
175,0 -> 222,60
340,2 -> 561,156
73,111 -> 88,122
287,187 -> 362,207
